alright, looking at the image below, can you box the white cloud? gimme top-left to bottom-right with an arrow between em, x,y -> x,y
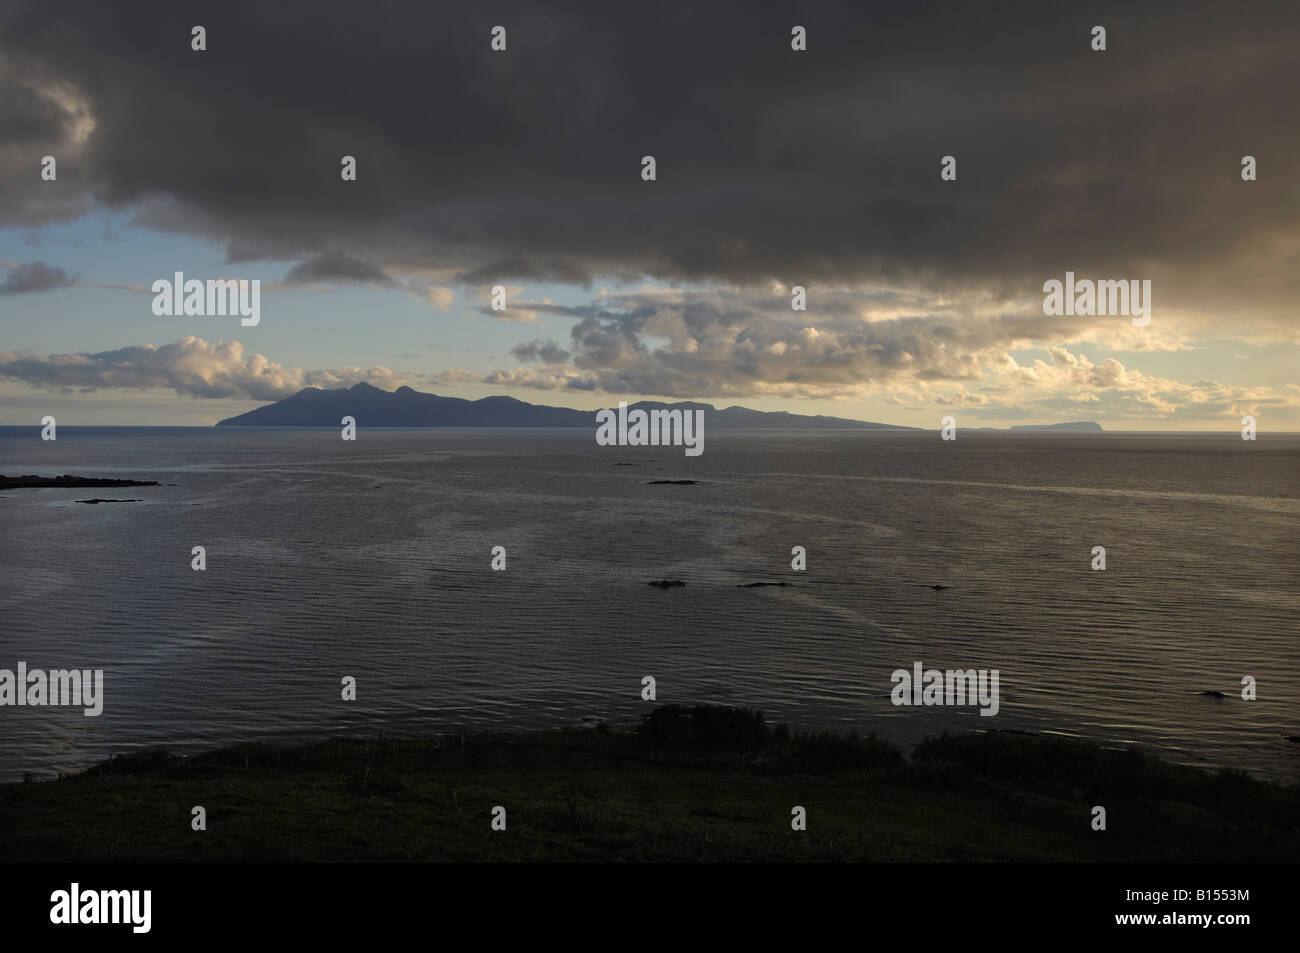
0,336 -> 402,401
480,286 -> 1298,423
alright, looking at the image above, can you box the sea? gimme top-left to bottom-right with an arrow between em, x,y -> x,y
1,427 -> 1297,784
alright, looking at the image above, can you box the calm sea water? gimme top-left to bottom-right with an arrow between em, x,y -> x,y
1,427 -> 1297,783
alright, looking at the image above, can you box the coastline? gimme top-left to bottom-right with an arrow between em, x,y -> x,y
3,706 -> 1297,863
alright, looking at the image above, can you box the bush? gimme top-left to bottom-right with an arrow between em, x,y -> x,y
636,705 -> 772,750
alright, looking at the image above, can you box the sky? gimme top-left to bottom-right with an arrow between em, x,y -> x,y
0,0 -> 1296,428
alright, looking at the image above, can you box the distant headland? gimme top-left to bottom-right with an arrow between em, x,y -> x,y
1008,422 -> 1104,432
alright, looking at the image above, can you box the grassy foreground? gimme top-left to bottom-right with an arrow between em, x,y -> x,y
2,706 -> 1297,862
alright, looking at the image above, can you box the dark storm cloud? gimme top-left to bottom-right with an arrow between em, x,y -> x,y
283,252 -> 392,285
0,260 -> 76,293
1,0 -> 1296,312
457,254 -> 592,286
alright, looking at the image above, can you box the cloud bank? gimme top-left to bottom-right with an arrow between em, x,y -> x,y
0,336 -> 401,400
0,0 -> 1295,327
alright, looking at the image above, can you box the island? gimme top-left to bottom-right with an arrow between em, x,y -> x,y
0,474 -> 160,490
216,382 -> 917,429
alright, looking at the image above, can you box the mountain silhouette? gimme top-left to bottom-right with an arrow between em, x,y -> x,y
215,383 -> 917,429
